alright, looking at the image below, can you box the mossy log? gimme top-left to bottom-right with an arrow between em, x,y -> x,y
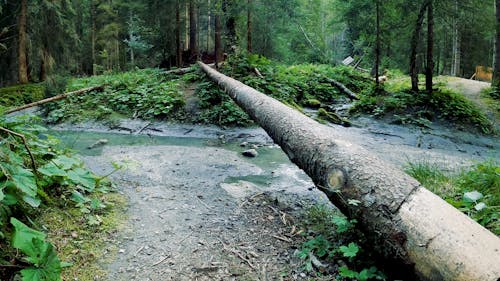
5,86 -> 103,114
324,77 -> 359,100
317,108 -> 351,127
198,61 -> 500,281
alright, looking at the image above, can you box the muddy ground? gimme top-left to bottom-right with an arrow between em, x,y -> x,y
50,112 -> 499,281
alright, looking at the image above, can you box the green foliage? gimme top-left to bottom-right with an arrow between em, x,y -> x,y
297,205 -> 385,280
352,86 -> 493,134
194,80 -> 253,126
0,115 -> 112,279
0,84 -> 45,108
194,54 -> 371,126
405,160 -> 499,235
45,68 -> 185,123
11,218 -> 63,281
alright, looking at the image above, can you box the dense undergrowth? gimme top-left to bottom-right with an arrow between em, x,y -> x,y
351,73 -> 494,134
0,116 -> 124,280
298,205 -> 386,280
0,54 -> 494,134
405,160 -> 499,235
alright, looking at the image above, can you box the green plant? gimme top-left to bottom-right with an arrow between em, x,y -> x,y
405,160 -> 499,234
297,205 -> 385,279
11,218 -> 69,281
0,115 -> 115,280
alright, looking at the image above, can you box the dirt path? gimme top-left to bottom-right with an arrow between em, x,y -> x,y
444,76 -> 499,130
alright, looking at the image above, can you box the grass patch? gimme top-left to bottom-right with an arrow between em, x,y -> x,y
405,160 -> 499,235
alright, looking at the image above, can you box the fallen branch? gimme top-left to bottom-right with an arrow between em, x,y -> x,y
0,126 -> 37,173
6,85 -> 104,114
253,67 -> 263,78
323,78 -> 359,100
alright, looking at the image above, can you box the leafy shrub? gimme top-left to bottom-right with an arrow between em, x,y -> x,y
45,69 -> 185,123
352,87 -> 493,133
0,116 -> 113,280
0,84 -> 45,108
297,205 -> 386,280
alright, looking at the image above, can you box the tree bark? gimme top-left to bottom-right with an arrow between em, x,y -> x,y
198,61 -> 500,281
222,0 -> 236,53
176,0 -> 182,67
17,0 -> 28,84
451,0 -> 460,77
214,3 -> 222,68
6,86 -> 104,114
409,0 -> 429,92
189,0 -> 198,60
425,1 -> 434,94
247,0 -> 252,53
91,0 -> 97,75
375,0 -> 381,88
492,0 -> 500,90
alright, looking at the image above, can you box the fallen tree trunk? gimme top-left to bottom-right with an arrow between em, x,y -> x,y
5,86 -> 103,114
323,78 -> 359,100
165,63 -> 215,75
198,61 -> 500,281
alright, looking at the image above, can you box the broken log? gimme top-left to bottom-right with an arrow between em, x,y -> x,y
323,78 -> 359,100
5,86 -> 103,114
165,63 -> 215,75
198,61 -> 500,281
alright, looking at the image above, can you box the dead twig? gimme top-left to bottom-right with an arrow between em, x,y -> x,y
152,255 -> 171,266
134,122 -> 151,135
271,234 -> 292,243
0,126 -> 37,174
220,241 -> 256,270
134,246 -> 145,257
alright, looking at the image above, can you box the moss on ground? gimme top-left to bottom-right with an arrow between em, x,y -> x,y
0,83 -> 44,108
40,191 -> 127,280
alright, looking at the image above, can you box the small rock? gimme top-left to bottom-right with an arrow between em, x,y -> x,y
71,231 -> 78,238
119,249 -> 125,253
240,142 -> 248,147
242,149 -> 258,157
87,139 -> 108,149
251,144 -> 259,149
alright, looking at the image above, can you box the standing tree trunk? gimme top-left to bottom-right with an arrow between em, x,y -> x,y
198,61 -> 500,281
176,0 -> 182,67
91,0 -> 97,75
207,0 -> 211,52
222,0 -> 237,53
409,0 -> 430,92
451,0 -> 460,76
17,0 -> 28,84
189,0 -> 198,61
492,0 -> 500,90
214,3 -> 222,68
425,1 -> 434,94
375,0 -> 381,88
247,0 -> 252,53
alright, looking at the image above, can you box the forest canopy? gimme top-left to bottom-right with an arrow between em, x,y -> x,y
0,0 -> 496,87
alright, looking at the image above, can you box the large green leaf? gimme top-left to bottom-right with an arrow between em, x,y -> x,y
11,218 -> 46,257
67,168 -> 96,190
52,155 -> 80,170
20,239 -> 62,281
38,162 -> 67,177
10,167 -> 37,197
